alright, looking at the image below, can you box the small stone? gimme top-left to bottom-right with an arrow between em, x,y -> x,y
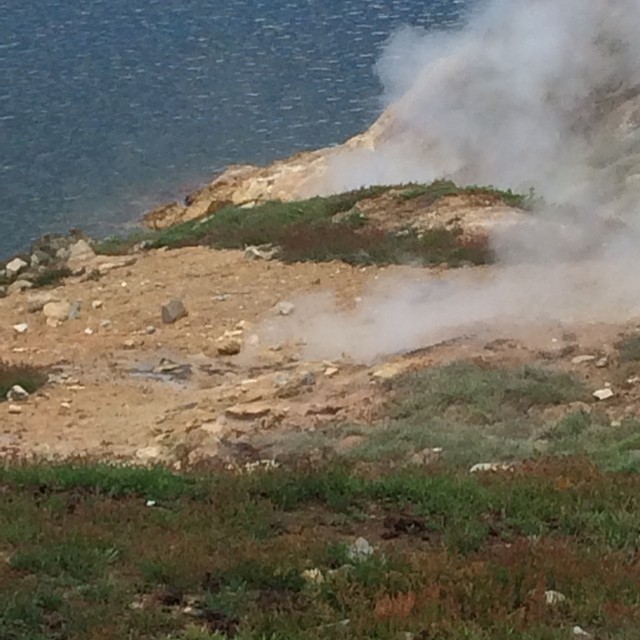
470,462 -> 515,473
571,355 -> 596,365
324,367 -> 339,377
7,385 -> 29,402
84,328 -> 94,335
410,447 -> 444,465
100,319 -> 112,329
12,323 -> 28,334
301,568 -> 325,585
593,388 -> 614,401
8,279 -> 33,294
161,299 -> 187,324
217,336 -> 242,356
43,300 -> 72,323
135,446 -> 162,462
544,590 -> 566,605
60,402 -> 72,409
572,626 -> 592,638
6,257 -> 28,276
91,299 -> 103,309
26,292 -> 57,313
347,537 -> 374,562
225,403 -> 272,419
68,301 -> 82,320
274,301 -> 295,316
244,244 -> 278,261
123,339 -> 135,350
372,363 -> 405,380
8,404 -> 22,414
595,356 -> 609,368
145,325 -> 156,335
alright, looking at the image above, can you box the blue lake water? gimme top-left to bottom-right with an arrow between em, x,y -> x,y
0,0 -> 468,258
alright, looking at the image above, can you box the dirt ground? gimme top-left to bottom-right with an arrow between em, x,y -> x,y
1,245 -> 638,466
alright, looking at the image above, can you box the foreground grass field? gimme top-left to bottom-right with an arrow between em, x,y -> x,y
2,456 -> 640,640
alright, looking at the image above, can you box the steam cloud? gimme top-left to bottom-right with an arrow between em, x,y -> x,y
261,0 -> 640,362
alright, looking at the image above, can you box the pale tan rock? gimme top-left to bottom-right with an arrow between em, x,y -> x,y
43,300 -> 71,322
371,362 -> 407,380
225,403 -> 272,419
67,239 -> 96,271
217,335 -> 242,356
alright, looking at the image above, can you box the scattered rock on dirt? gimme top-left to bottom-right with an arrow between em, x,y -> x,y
372,362 -> 407,381
225,403 -> 272,419
217,332 -> 243,356
593,388 -> 614,401
571,355 -> 596,365
26,292 -> 57,313
7,385 -> 29,402
43,300 -> 72,324
8,279 -> 33,294
347,537 -> 374,562
244,244 -> 279,261
12,323 -> 28,334
161,299 -> 188,324
274,301 -> 295,316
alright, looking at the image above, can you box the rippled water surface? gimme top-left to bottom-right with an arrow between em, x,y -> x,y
0,0 -> 468,257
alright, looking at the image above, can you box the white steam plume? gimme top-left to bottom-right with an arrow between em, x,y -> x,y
328,0 -> 640,212
260,0 -> 640,362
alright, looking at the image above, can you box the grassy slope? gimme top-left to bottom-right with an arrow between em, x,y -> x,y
97,181 -> 533,267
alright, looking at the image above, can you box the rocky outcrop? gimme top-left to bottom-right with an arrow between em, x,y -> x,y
142,110 -> 400,230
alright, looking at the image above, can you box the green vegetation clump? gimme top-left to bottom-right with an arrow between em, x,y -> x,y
30,267 -> 73,288
0,360 -> 47,400
147,181 -> 527,266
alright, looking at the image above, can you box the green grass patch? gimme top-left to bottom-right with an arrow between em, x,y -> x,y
1,459 -> 640,638
616,333 -> 640,362
0,360 -> 48,400
93,231 -> 155,256
146,181 -> 532,266
396,179 -> 537,210
88,181 -> 533,268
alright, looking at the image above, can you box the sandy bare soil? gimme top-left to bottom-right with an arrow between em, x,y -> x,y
1,245 -> 638,467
